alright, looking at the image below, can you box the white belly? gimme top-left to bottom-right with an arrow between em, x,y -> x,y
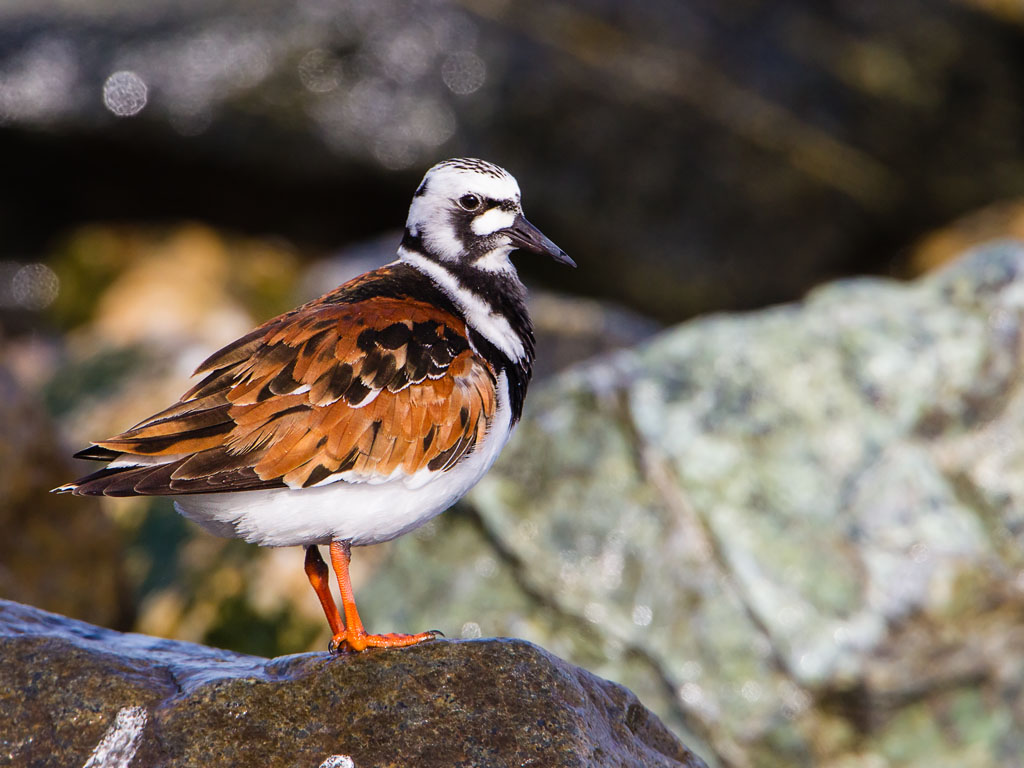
173,373 -> 514,548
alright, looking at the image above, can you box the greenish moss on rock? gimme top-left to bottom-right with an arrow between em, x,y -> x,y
367,242 -> 1024,766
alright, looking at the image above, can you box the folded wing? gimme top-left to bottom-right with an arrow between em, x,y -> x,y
68,291 -> 497,497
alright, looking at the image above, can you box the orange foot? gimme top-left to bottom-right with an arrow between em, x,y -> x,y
329,629 -> 442,654
309,540 -> 443,654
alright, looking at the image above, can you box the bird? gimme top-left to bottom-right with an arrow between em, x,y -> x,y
55,157 -> 574,653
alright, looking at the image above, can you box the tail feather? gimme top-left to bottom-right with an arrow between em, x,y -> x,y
73,445 -> 122,462
54,454 -> 286,496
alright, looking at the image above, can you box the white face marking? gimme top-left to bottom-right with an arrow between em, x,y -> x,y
406,160 -> 522,263
469,207 -> 519,273
471,207 -> 516,236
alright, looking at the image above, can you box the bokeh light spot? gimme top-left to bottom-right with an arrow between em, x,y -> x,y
631,604 -> 653,627
740,680 -> 763,702
381,27 -> 434,83
9,262 -> 60,310
103,71 -> 148,117
678,682 -> 703,706
441,52 -> 486,95
408,98 -> 455,147
298,49 -> 343,93
373,135 -> 419,171
679,660 -> 703,681
0,39 -> 79,124
583,601 -> 607,624
473,555 -> 497,578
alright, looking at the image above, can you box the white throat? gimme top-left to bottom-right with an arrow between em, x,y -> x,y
473,247 -> 517,274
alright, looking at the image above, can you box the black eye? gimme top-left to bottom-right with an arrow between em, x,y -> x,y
458,194 -> 481,211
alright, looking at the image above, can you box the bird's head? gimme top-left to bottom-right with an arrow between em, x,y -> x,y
403,158 -> 574,272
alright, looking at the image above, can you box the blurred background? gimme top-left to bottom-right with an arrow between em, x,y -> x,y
2,1 -> 1024,766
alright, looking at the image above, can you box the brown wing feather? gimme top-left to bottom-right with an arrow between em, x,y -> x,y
78,274 -> 498,496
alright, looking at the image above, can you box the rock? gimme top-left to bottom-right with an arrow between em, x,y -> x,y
907,198 -> 1024,275
0,364 -> 130,629
4,1 -> 1024,321
358,241 -> 1024,765
28,236 -> 1024,764
0,599 -> 708,768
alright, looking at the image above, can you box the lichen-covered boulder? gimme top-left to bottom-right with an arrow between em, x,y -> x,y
17,237 -> 1024,765
364,241 -> 1024,765
0,599 -> 707,768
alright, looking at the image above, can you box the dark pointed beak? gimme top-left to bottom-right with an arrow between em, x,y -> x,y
505,214 -> 575,267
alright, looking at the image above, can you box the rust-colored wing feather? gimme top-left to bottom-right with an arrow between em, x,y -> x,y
71,277 -> 498,496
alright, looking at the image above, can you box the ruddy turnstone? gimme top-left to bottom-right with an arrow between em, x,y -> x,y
55,157 -> 573,652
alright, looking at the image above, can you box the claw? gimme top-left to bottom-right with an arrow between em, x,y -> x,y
328,635 -> 351,654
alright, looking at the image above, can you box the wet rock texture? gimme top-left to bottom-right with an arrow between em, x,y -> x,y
0,599 -> 707,768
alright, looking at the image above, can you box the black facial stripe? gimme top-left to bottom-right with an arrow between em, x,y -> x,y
466,325 -> 532,423
449,205 -> 475,255
401,224 -> 534,360
444,203 -> 519,261
398,228 -> 536,423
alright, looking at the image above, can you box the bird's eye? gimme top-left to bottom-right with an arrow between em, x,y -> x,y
458,194 -> 481,211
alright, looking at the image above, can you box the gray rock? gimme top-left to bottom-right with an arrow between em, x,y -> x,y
17,233 -> 1024,765
0,599 -> 708,768
3,1 -> 1024,320
361,241 -> 1024,766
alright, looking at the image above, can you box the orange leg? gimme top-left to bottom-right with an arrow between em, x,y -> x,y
328,539 -> 441,652
304,545 -> 345,641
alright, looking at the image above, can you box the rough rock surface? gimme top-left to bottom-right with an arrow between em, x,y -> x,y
0,599 -> 707,768
23,240 -> 1024,766
360,242 -> 1024,766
